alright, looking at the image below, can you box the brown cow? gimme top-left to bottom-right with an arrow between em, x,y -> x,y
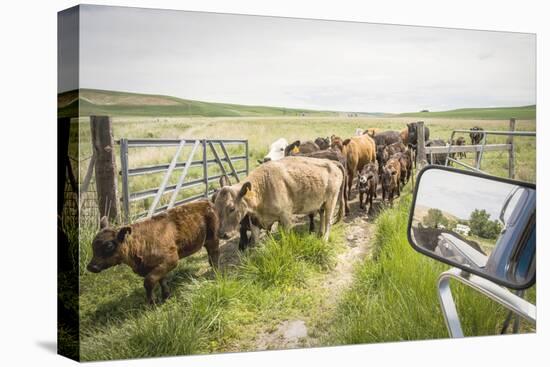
376,145 -> 389,175
386,141 -> 407,156
358,162 -> 378,214
449,136 -> 467,159
87,201 -> 220,305
392,152 -> 412,186
400,128 -> 409,145
331,134 -> 376,199
381,157 -> 401,204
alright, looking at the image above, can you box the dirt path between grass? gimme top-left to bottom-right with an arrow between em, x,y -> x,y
253,196 -> 382,350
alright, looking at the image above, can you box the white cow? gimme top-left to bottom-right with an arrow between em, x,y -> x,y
259,138 -> 288,163
355,128 -> 364,136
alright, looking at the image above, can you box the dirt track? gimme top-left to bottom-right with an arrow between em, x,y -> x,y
208,173 -> 404,351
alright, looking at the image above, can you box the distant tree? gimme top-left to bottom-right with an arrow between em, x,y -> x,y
420,109 -> 430,113
469,209 -> 502,239
423,208 -> 448,229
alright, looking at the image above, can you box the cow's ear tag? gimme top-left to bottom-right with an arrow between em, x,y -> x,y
292,146 -> 300,154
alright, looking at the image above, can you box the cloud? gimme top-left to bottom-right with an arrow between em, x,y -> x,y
75,5 -> 536,113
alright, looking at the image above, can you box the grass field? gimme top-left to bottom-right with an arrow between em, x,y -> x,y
76,115 -> 536,217
73,113 -> 536,360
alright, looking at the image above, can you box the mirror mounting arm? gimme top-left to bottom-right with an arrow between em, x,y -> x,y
437,267 -> 536,338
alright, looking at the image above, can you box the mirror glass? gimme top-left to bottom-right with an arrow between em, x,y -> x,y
409,168 -> 536,289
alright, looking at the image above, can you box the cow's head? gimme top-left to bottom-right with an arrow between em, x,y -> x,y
87,217 -> 131,273
262,138 -> 288,163
214,181 -> 252,238
284,140 -> 301,156
376,145 -> 388,165
314,137 -> 330,150
381,165 -> 397,188
330,136 -> 344,152
407,122 -> 418,142
358,163 -> 377,193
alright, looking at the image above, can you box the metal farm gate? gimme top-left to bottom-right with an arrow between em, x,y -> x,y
118,138 -> 249,223
416,119 -> 536,179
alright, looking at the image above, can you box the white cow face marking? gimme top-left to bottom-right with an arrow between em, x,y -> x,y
263,138 -> 288,162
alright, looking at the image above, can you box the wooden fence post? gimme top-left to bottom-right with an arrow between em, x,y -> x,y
90,116 -> 119,221
508,118 -> 516,179
416,121 -> 427,169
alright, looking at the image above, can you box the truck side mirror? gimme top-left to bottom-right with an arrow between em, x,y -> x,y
407,166 -> 536,290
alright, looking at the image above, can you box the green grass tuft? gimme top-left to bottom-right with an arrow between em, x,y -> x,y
240,229 -> 339,288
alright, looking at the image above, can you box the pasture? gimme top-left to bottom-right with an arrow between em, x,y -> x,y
76,115 -> 536,360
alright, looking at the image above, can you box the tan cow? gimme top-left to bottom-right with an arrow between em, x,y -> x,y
331,134 -> 376,199
213,156 -> 345,241
364,127 -> 381,137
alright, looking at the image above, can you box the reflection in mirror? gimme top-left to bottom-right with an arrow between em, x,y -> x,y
410,168 -> 536,288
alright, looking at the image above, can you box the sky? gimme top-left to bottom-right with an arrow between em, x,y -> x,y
415,169 -> 518,220
60,5 -> 536,113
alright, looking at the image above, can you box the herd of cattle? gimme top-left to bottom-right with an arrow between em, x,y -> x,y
86,123 -> 486,304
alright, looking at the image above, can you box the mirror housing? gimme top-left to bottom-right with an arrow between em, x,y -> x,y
407,166 -> 536,290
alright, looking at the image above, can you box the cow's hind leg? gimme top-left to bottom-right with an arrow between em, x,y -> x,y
344,177 -> 350,215
323,193 -> 339,241
160,277 -> 171,301
368,192 -> 374,215
205,240 -> 220,269
347,170 -> 354,199
318,208 -> 326,238
308,213 -> 315,233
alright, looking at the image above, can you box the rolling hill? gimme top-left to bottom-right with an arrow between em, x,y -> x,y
398,105 -> 536,120
58,88 -> 536,120
57,89 -> 339,118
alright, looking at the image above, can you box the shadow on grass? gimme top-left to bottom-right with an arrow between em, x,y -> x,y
80,257 -> 208,331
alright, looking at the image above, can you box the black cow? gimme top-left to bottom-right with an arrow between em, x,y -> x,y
366,130 -> 402,147
284,140 -> 320,156
426,139 -> 447,165
469,127 -> 485,145
314,137 -> 331,150
407,122 -> 430,148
